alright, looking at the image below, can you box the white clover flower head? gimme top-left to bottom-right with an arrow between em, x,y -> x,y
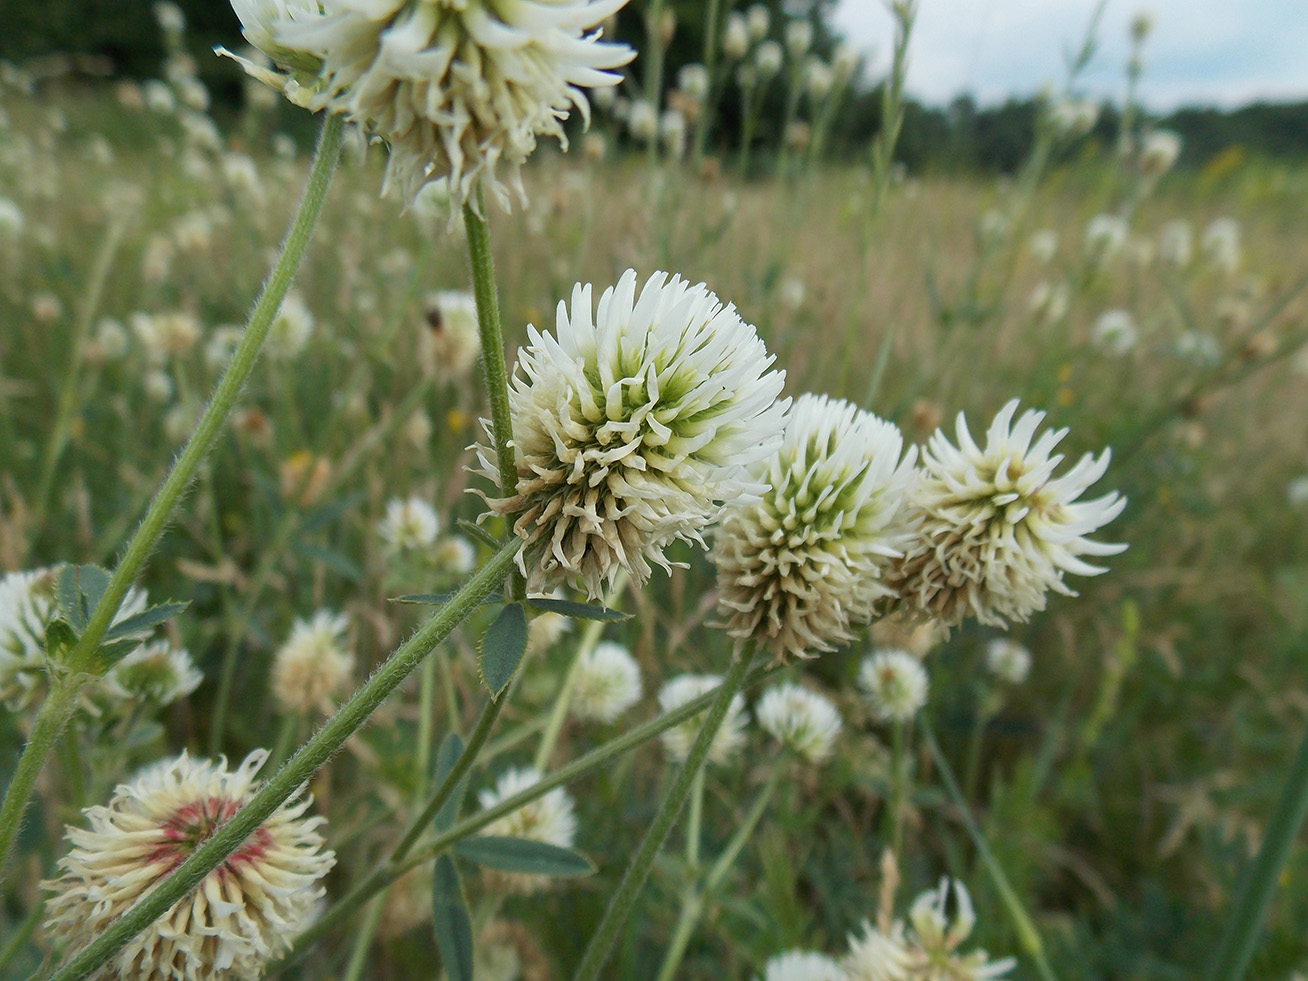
144,369 -> 175,403
271,609 -> 354,715
525,602 -> 573,656
907,879 -> 1017,980
712,394 -> 917,663
1174,330 -> 1221,366
1139,128 -> 1181,177
658,674 -> 749,765
784,18 -> 814,59
984,638 -> 1032,685
155,2 -> 187,36
1159,219 -> 1193,267
755,39 -> 784,79
844,919 -> 915,981
1045,96 -> 1098,140
660,108 -> 688,158
221,151 -> 265,202
378,496 -> 442,553
804,58 -> 834,101
1027,280 -> 1069,325
1286,476 -> 1308,507
833,42 -> 861,83
0,197 -> 24,237
628,100 -> 659,143
420,290 -> 482,381
1090,309 -> 1138,355
265,290 -> 313,359
1083,213 -> 1128,262
475,269 -> 788,600
859,648 -> 928,724
892,400 -> 1127,628
722,13 -> 750,60
571,640 -> 643,724
133,310 -> 201,360
95,316 -> 130,360
247,0 -> 634,210
477,766 -> 578,894
43,750 -> 334,981
434,535 -> 477,575
0,568 -> 149,714
747,3 -> 771,42
678,63 -> 710,103
1028,229 -> 1058,264
761,949 -> 847,981
756,682 -> 843,763
1203,217 -> 1242,274
101,639 -> 203,707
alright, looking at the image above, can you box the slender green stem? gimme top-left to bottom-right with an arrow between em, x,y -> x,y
0,897 -> 44,975
889,719 -> 909,859
691,0 -> 723,165
42,541 -> 518,981
341,895 -> 386,981
0,114 -> 344,882
533,571 -> 628,771
922,717 -> 1058,981
415,654 -> 438,799
271,661 -> 779,973
30,215 -> 127,539
573,649 -> 757,981
1207,717 -> 1308,981
686,766 -> 705,870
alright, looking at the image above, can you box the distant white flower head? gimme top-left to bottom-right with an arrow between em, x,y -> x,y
712,394 -> 917,663
755,39 -> 784,79
1090,309 -> 1138,355
892,400 -> 1127,628
659,674 -> 749,765
1202,217 -> 1242,275
1139,128 -> 1181,178
477,766 -> 577,894
761,949 -> 847,981
0,197 -> 23,237
1084,214 -> 1128,262
784,19 -> 814,59
859,648 -> 928,723
1159,219 -> 1193,267
803,58 -> 834,101
42,750 -> 334,981
133,310 -> 201,360
756,682 -> 843,763
221,151 -> 264,202
94,317 -> 130,360
1287,475 -> 1308,507
154,1 -> 187,36
907,879 -> 1016,980
271,609 -> 354,715
0,568 -> 149,714
1045,96 -> 1099,140
265,290 -> 313,359
627,100 -> 660,143
434,535 -> 478,575
571,641 -> 643,724
475,269 -> 788,599
678,63 -> 710,102
1027,280 -> 1069,325
1028,229 -> 1058,264
722,13 -> 750,60
420,290 -> 482,381
844,919 -> 915,981
984,638 -> 1032,685
747,3 -> 771,42
660,107 -> 688,158
101,639 -> 203,707
230,0 -> 634,209
378,496 -> 442,553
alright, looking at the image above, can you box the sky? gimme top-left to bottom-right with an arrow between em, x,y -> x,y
831,0 -> 1308,111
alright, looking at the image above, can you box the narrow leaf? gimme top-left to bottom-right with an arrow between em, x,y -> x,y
457,519 -> 502,550
293,543 -> 362,581
431,855 -> 475,981
478,602 -> 528,698
299,492 -> 366,535
390,592 -> 504,606
432,733 -> 468,833
526,597 -> 632,622
104,601 -> 190,642
453,836 -> 596,878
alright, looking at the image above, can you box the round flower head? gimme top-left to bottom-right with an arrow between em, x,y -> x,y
475,269 -> 788,600
712,394 -> 917,663
844,919 -> 915,981
859,649 -> 928,724
984,638 -> 1032,685
1090,309 -> 1138,355
234,0 -> 634,209
42,750 -> 335,981
891,400 -> 1127,628
0,568 -> 149,714
420,290 -> 482,381
658,674 -> 749,765
1139,128 -> 1182,178
271,609 -> 354,715
101,639 -> 203,708
477,766 -> 577,894
905,879 -> 1016,980
378,495 -> 441,553
265,289 -> 313,359
756,682 -> 843,763
570,640 -> 643,724
1083,213 -> 1128,262
761,950 -> 847,981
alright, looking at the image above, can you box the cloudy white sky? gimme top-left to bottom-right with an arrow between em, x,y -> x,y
832,0 -> 1308,110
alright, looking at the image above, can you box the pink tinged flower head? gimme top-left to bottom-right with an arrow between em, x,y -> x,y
43,750 -> 335,981
475,269 -> 789,600
712,393 -> 918,662
892,399 -> 1127,628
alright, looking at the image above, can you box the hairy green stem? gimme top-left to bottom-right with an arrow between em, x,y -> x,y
271,661 -> 778,972
341,895 -> 386,981
0,114 -> 344,881
922,717 -> 1058,981
1207,717 -> 1308,981
573,649 -> 756,981
41,540 -> 517,981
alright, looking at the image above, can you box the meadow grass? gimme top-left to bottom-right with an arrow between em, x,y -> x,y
2,73 -> 1308,979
